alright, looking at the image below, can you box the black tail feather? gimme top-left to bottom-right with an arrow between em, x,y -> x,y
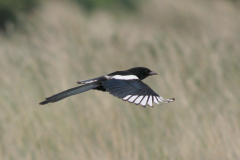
39,83 -> 99,105
39,100 -> 49,105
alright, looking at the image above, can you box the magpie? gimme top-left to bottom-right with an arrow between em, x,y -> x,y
39,67 -> 175,107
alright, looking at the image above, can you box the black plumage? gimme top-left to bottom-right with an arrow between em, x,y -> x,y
39,67 -> 175,107
102,79 -> 158,98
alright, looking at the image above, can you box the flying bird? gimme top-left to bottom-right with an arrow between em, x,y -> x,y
39,67 -> 175,107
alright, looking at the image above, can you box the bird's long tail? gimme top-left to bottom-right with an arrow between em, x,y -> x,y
39,83 -> 99,105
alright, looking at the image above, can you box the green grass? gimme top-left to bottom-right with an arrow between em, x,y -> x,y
1,0 -> 240,159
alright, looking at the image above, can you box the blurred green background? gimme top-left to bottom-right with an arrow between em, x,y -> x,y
1,0 -> 240,159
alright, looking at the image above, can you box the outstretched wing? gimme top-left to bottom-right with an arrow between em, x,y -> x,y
102,79 -> 174,107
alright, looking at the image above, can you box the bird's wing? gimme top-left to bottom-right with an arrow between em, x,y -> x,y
77,76 -> 107,84
102,79 -> 175,107
39,83 -> 99,105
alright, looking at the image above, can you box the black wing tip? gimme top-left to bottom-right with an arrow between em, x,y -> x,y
171,98 -> 175,101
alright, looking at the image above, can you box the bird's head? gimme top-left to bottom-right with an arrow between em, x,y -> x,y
127,67 -> 157,80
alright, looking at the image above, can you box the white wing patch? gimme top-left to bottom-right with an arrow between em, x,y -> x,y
157,96 -> 163,102
78,80 -> 97,84
140,96 -> 148,106
122,95 -> 174,107
147,96 -> 153,107
123,95 -> 131,100
110,75 -> 139,80
157,96 -> 175,103
128,95 -> 138,102
153,96 -> 159,104
134,96 -> 143,104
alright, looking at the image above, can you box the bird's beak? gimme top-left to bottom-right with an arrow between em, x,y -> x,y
149,71 -> 158,76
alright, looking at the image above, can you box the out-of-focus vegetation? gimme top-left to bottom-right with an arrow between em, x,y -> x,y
1,0 -> 240,159
0,0 -> 141,32
0,0 -> 37,31
1,0 -> 240,32
0,0 -> 37,12
74,0 -> 140,11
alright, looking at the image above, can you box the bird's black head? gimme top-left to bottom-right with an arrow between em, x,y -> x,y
127,67 -> 157,80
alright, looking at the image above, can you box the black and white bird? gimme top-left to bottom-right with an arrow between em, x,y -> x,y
39,67 -> 175,107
